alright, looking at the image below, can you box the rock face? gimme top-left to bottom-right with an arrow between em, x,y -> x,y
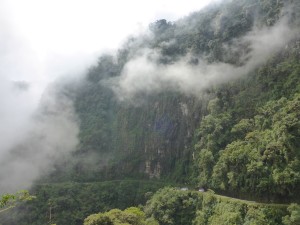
73,87 -> 207,181
145,160 -> 161,179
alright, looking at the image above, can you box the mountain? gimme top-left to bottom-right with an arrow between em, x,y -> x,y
1,0 -> 300,224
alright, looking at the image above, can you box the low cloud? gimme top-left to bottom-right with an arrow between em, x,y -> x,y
0,82 -> 79,192
109,17 -> 298,101
0,4 -> 85,193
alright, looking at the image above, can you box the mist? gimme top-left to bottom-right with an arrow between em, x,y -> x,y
109,17 -> 298,101
0,7 -> 88,193
0,81 -> 79,192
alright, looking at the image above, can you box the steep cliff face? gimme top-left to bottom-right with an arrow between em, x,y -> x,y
49,0 -> 300,187
74,84 -> 207,181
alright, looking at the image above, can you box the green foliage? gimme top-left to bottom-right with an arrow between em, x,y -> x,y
143,188 -> 288,225
195,50 -> 300,201
243,207 -> 270,225
0,181 -> 167,225
0,190 -> 35,214
210,94 -> 300,199
84,207 -> 152,225
145,187 -> 202,225
282,204 -> 300,225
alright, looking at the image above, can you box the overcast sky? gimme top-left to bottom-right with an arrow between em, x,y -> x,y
1,0 -> 215,68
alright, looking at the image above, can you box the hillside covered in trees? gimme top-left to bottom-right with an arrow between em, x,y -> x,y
1,0 -> 300,224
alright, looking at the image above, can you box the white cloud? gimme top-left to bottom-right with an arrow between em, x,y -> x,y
109,18 -> 298,100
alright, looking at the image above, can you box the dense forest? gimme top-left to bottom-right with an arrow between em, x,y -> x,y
1,0 -> 300,224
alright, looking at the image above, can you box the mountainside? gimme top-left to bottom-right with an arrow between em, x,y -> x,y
1,0 -> 300,224
67,0 -> 300,200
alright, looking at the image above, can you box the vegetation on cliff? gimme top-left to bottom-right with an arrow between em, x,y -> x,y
1,0 -> 300,224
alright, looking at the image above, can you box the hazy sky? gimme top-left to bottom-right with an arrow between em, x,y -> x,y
0,0 -> 216,101
1,0 -> 214,62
